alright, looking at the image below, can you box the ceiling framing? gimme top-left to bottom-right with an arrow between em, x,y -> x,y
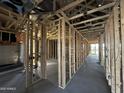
0,0 -> 115,41
55,0 -> 115,41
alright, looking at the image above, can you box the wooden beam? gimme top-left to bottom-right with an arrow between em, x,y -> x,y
79,25 -> 104,32
73,14 -> 109,26
35,0 -> 44,4
7,21 -> 17,29
60,0 -> 85,11
0,29 -> 15,34
87,0 -> 95,5
70,2 -> 115,20
0,13 -> 16,21
81,29 -> 104,33
77,22 -> 105,30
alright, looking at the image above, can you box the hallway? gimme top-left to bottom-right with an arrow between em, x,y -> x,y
27,55 -> 111,93
65,55 -> 111,93
0,55 -> 111,93
0,0 -> 123,93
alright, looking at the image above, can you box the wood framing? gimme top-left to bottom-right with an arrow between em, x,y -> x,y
60,0 -> 85,11
69,26 -> 72,79
73,30 -> 76,73
57,18 -> 66,88
73,14 -> 109,26
54,17 -> 89,88
113,4 -> 121,93
69,2 -> 115,20
79,25 -> 104,32
40,23 -> 47,79
109,14 -> 115,93
103,1 -> 123,93
77,22 -> 105,30
105,19 -> 111,85
58,19 -> 61,87
120,0 -> 124,92
61,18 -> 66,87
25,20 -> 30,88
3,0 -> 124,92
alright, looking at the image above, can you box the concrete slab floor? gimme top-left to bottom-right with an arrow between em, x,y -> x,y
0,69 -> 26,93
64,55 -> 111,93
0,55 -> 111,93
47,59 -> 58,85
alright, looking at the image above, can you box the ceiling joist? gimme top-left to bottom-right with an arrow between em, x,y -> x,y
76,21 -> 105,30
59,0 -> 85,11
82,29 -> 104,33
69,2 -> 115,20
72,14 -> 109,26
79,25 -> 104,32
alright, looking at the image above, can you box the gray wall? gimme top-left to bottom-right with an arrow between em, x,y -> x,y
0,45 -> 20,65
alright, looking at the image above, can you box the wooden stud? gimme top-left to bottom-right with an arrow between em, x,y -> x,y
75,33 -> 78,71
69,26 -> 72,79
73,30 -> 76,73
25,20 -> 30,88
52,40 -> 53,59
105,20 -> 110,83
34,24 -> 38,71
120,0 -> 124,92
113,4 -> 121,93
106,19 -> 111,86
53,40 -> 55,59
99,34 -> 102,65
29,21 -> 33,85
61,18 -> 66,88
58,19 -> 61,87
40,23 -> 47,79
109,14 -> 115,93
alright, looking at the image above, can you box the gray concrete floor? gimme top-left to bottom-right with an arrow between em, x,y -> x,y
47,59 -> 58,85
64,55 -> 111,93
0,68 -> 26,93
0,55 -> 111,93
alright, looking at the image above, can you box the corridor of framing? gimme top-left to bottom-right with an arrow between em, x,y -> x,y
0,0 -> 124,93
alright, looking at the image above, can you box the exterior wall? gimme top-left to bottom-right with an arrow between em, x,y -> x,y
0,45 -> 20,65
